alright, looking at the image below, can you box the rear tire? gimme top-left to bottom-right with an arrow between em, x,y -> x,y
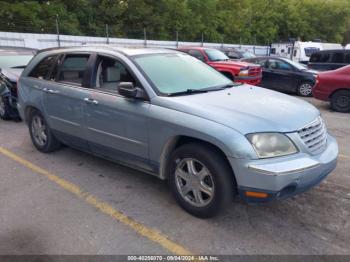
297,81 -> 313,97
330,90 -> 350,113
28,110 -> 62,153
167,143 -> 235,218
0,95 -> 12,120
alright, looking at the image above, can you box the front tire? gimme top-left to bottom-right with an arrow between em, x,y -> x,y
167,143 -> 235,218
0,95 -> 12,120
331,90 -> 350,113
297,81 -> 313,97
29,110 -> 62,153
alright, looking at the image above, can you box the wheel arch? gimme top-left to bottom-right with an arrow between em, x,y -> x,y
158,135 -> 237,184
24,105 -> 40,125
329,88 -> 350,99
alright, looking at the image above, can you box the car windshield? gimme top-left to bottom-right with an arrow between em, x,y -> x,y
134,53 -> 233,95
304,47 -> 320,57
283,59 -> 308,70
205,49 -> 229,61
241,52 -> 256,58
0,55 -> 33,69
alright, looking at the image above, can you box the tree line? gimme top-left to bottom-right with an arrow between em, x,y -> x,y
1,0 -> 350,45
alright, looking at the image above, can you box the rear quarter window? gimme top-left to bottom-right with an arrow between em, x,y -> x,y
332,52 -> 345,63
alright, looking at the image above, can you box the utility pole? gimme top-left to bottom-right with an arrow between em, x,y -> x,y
176,30 -> 179,48
55,14 -> 60,47
201,32 -> 204,47
106,24 -> 109,44
143,28 -> 147,47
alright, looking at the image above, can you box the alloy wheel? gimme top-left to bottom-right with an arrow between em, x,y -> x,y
299,83 -> 313,96
31,115 -> 48,146
175,158 -> 215,207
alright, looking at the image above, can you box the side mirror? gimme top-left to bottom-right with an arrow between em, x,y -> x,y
118,82 -> 147,100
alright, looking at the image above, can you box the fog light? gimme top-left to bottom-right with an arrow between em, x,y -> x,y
245,191 -> 269,198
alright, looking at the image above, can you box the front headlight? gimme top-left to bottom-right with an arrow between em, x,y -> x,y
247,133 -> 298,158
238,69 -> 249,77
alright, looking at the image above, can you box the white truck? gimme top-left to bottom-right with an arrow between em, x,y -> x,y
271,41 -> 343,64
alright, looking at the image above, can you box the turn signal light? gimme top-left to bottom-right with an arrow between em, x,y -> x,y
245,191 -> 269,198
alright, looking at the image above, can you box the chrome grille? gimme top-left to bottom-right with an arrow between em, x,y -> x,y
298,117 -> 327,154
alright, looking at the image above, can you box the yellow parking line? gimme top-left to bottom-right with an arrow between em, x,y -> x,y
339,154 -> 350,159
0,146 -> 192,256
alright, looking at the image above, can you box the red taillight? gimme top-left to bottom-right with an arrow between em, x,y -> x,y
314,75 -> 319,87
247,67 -> 261,76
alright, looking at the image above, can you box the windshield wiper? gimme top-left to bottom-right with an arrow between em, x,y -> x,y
211,59 -> 229,62
168,89 -> 209,96
11,65 -> 26,69
168,84 -> 239,96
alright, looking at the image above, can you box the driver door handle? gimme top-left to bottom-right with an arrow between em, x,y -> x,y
43,87 -> 60,94
84,98 -> 99,105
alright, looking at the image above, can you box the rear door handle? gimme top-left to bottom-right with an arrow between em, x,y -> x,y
84,98 -> 99,105
43,87 -> 60,94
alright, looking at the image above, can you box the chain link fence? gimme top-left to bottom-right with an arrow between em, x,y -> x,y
0,19 -> 270,55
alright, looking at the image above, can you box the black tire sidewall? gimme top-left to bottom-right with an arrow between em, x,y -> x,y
167,143 -> 235,218
0,95 -> 12,120
331,90 -> 350,113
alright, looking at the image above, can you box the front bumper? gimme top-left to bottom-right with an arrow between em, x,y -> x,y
235,75 -> 262,86
229,134 -> 338,203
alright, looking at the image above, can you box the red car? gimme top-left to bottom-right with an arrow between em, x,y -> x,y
178,47 -> 262,85
313,65 -> 350,112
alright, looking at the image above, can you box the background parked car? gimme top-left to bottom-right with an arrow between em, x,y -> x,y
217,47 -> 256,60
242,56 -> 317,96
308,49 -> 350,71
313,65 -> 350,112
0,46 -> 37,120
178,47 -> 262,85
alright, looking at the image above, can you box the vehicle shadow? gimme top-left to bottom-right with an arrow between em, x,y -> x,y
0,228 -> 47,256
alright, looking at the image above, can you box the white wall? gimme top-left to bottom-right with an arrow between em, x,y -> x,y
0,31 -> 270,55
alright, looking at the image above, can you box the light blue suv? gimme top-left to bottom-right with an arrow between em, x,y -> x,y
18,47 -> 338,218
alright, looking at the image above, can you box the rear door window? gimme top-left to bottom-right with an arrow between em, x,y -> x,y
332,52 -> 344,63
255,59 -> 268,68
58,54 -> 90,86
320,52 -> 331,62
344,53 -> 350,64
268,59 -> 292,70
29,55 -> 59,80
310,53 -> 321,62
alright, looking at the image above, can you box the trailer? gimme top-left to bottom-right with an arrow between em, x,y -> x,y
271,41 -> 343,64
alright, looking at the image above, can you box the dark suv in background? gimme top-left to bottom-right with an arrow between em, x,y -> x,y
308,49 -> 350,71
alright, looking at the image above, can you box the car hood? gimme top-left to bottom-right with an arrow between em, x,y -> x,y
303,69 -> 319,75
210,60 -> 258,68
0,68 -> 23,82
153,85 -> 319,134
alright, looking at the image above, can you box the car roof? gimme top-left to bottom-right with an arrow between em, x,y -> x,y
312,49 -> 350,54
178,46 -> 213,51
38,45 -> 178,57
0,46 -> 37,55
